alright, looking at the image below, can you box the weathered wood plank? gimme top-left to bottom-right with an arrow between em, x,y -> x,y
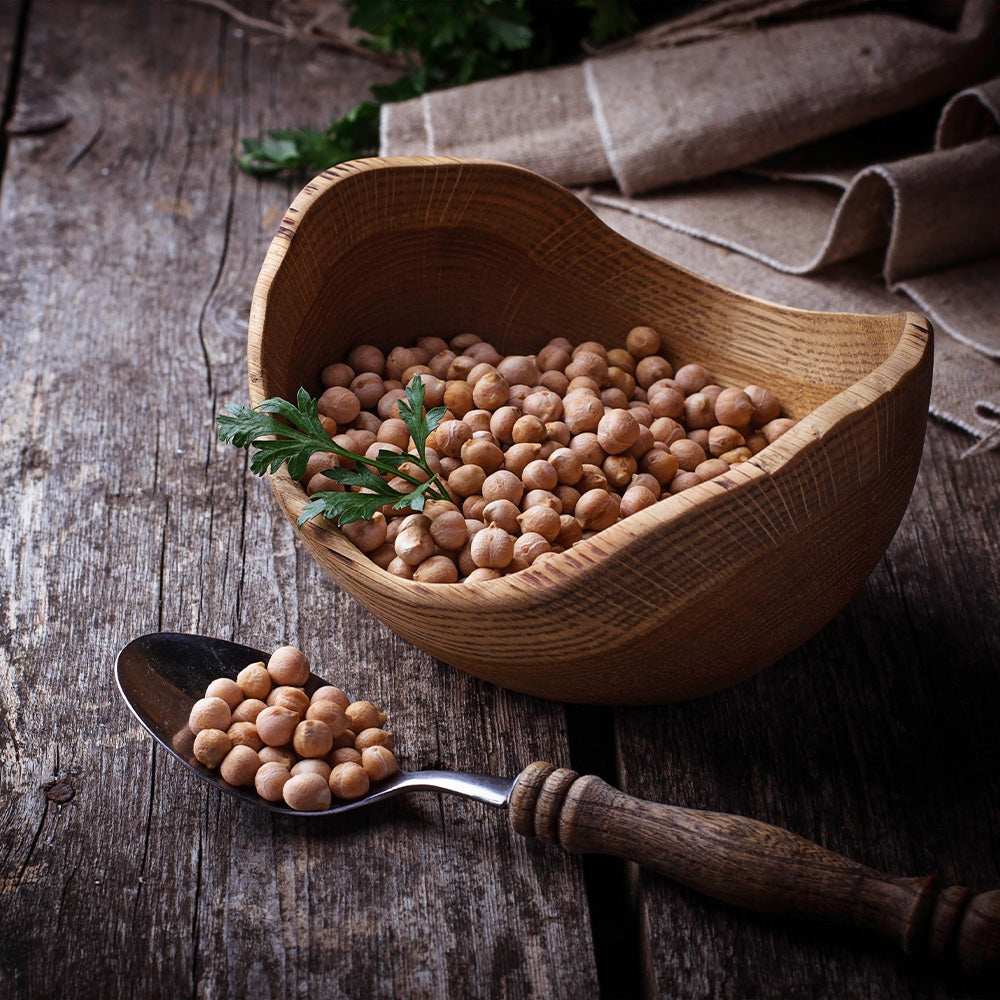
0,2 -> 598,998
615,420 -> 1000,998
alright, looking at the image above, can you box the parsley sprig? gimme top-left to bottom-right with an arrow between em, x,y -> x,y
217,378 -> 451,527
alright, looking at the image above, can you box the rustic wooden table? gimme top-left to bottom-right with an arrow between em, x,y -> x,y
2,3 -> 999,998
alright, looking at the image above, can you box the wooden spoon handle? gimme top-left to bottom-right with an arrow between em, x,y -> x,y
509,762 -> 1000,979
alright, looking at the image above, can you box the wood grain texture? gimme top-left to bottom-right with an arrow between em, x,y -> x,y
1,2 -> 998,999
510,763 -> 1000,978
0,2 -> 595,998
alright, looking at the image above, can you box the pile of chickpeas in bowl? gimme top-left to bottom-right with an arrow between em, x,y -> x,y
304,325 -> 796,585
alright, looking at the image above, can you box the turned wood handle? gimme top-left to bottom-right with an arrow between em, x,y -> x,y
509,762 -> 1000,979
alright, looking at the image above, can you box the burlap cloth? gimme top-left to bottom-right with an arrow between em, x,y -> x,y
381,0 -> 1000,454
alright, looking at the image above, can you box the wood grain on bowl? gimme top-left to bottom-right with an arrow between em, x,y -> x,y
248,156 -> 932,704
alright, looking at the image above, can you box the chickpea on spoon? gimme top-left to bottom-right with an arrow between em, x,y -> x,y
116,632 -> 1000,982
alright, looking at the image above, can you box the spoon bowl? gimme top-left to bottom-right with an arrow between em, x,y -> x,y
115,631 -> 512,817
115,631 -> 1000,978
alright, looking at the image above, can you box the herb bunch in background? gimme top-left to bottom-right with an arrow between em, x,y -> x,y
238,0 -> 641,176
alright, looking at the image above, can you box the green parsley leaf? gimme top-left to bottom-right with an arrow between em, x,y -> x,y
217,379 -> 452,527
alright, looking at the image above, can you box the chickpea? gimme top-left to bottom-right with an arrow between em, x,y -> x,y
306,699 -> 349,737
577,464 -> 609,493
462,494 -> 488,521
330,729 -> 357,751
565,350 -> 608,384
193,728 -> 232,769
463,567 -> 503,584
341,510 -> 388,553
695,458 -> 731,481
562,392 -> 604,434
511,413 -> 546,444
481,470 -> 524,506
345,700 -> 387,733
259,745 -> 298,769
568,431 -> 606,466
669,470 -> 703,493
762,417 -> 796,442
446,355 -> 478,380
311,685 -> 351,711
649,416 -> 686,446
555,514 -> 584,548
354,727 -> 395,752
328,746 -> 363,767
470,523 -> 515,569
502,442 -> 542,479
413,554 -> 460,584
673,363 -> 711,394
350,371 -> 386,409
443,380 -> 475,417
521,388 -> 563,424
603,450 -> 638,487
385,345 -> 424,381
425,509 -> 466,550
601,386 -> 630,410
432,419 -> 474,458
267,646 -> 310,687
713,388 -> 755,429
205,677 -> 244,710
283,772 -> 332,812
536,343 -> 571,371
236,662 -> 271,701
575,489 -> 620,531
626,325 -> 661,359
512,531 -> 551,566
497,354 -> 540,386
634,355 -> 674,389
619,483 -> 658,518
395,522 -> 436,566
708,425 -> 746,457
451,332 -> 482,350
554,484 -> 581,515
321,362 -> 355,388
516,504 -> 561,543
683,392 -> 716,430
255,705 -> 300,747
520,459 -> 558,493
318,385 -> 361,425
188,696 -> 231,735
361,746 -> 399,783
227,721 -> 264,752
290,758 -> 332,781
464,341 -> 503,366
267,685 -> 310,717
219,745 -> 260,787
428,349 -> 457,378
346,344 -> 385,375
255,761 -> 291,802
745,384 -> 782,426
329,762 -> 371,801
669,438 -> 707,472
293,719 -> 334,759
231,698 -> 267,724
639,444 -> 680,486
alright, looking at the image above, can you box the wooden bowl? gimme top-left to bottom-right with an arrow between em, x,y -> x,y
247,156 -> 932,705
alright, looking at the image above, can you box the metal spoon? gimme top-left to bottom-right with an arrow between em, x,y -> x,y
116,632 -> 1000,979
